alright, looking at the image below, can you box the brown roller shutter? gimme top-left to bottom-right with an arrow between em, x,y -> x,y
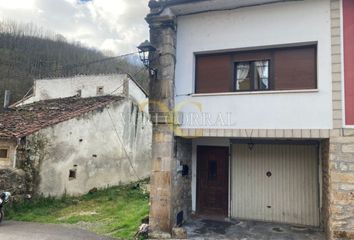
195,54 -> 232,93
233,50 -> 271,62
274,46 -> 317,90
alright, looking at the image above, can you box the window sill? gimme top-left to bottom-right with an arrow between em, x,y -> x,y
191,89 -> 319,97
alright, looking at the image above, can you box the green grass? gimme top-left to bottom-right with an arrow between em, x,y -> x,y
6,182 -> 149,239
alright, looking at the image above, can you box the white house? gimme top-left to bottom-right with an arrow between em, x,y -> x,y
0,74 -> 151,196
146,0 -> 354,239
13,74 -> 149,112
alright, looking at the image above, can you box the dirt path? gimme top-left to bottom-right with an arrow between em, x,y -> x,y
0,221 -> 115,240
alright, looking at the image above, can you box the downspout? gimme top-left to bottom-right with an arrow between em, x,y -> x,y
13,138 -> 20,168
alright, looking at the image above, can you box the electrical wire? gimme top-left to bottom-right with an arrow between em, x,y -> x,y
59,51 -> 139,72
106,107 -> 142,181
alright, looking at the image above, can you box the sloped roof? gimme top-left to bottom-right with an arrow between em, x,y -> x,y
0,96 -> 123,139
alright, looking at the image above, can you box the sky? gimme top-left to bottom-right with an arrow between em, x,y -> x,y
0,0 -> 150,55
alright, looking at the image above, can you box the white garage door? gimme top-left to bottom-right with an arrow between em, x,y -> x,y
231,143 -> 319,226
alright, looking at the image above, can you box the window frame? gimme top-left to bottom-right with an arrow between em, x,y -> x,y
233,59 -> 272,92
0,148 -> 9,160
194,44 -> 318,95
96,86 -> 104,95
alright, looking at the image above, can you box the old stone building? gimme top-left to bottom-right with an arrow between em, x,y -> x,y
145,0 -> 354,239
0,74 -> 151,197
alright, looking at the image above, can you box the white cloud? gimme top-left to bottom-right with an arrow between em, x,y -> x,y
0,0 -> 149,54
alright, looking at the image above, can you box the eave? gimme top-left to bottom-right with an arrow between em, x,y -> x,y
148,0 -> 304,18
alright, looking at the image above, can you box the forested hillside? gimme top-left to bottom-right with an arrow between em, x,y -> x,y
0,21 -> 148,107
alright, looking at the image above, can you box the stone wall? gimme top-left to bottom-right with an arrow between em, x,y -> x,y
329,1 -> 354,239
0,168 -> 26,198
321,139 -> 331,236
14,134 -> 47,198
0,136 -> 43,200
150,124 -> 175,232
329,133 -> 354,239
172,137 -> 192,226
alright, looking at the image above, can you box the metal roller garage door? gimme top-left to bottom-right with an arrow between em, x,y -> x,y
231,143 -> 319,226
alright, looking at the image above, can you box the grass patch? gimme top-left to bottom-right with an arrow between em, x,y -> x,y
6,182 -> 149,239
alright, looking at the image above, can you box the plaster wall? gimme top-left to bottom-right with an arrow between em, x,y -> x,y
34,99 -> 151,196
129,79 -> 149,113
175,0 -> 333,130
24,74 -> 126,103
19,74 -> 148,108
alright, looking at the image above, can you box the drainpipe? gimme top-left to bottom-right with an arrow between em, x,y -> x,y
13,138 -> 21,168
3,90 -> 11,110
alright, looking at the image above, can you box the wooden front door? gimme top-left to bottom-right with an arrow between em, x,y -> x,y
197,146 -> 229,216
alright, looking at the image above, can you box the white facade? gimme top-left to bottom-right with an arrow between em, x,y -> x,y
174,0 -> 332,130
175,0 -> 330,227
36,99 -> 151,196
17,74 -> 149,112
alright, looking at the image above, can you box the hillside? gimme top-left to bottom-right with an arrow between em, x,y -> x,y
0,21 -> 148,107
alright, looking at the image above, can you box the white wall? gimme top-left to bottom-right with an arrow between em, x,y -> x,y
35,99 -> 152,196
23,74 -> 125,103
18,74 -> 148,109
175,0 -> 332,130
129,79 -> 149,113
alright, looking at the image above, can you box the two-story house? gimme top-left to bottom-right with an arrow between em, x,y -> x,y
145,0 -> 354,239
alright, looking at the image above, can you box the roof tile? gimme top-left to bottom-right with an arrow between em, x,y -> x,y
0,96 -> 123,139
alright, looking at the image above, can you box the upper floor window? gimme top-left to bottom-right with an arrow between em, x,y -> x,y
97,86 -> 104,95
236,60 -> 270,91
195,45 -> 317,94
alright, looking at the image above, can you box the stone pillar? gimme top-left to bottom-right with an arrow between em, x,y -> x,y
321,140 -> 331,236
328,131 -> 354,239
146,3 -> 185,235
146,2 -> 193,235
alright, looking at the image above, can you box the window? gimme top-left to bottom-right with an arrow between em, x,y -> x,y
97,86 -> 104,95
235,60 -> 270,91
0,149 -> 8,159
195,45 -> 317,93
208,160 -> 217,180
69,169 -> 76,180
